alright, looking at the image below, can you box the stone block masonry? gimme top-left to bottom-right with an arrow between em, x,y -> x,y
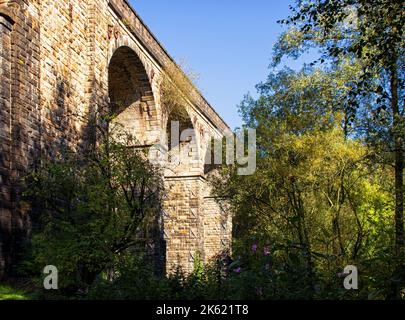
0,0 -> 231,278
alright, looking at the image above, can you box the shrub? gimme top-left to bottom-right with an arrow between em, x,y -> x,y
22,128 -> 164,294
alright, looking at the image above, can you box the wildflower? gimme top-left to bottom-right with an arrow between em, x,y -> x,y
251,244 -> 258,253
263,246 -> 270,256
234,267 -> 242,274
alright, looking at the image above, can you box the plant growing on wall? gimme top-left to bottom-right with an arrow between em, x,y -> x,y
161,60 -> 200,119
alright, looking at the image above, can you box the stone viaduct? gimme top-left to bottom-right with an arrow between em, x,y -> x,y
0,0 -> 232,279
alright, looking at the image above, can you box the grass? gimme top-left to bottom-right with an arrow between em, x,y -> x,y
0,284 -> 30,300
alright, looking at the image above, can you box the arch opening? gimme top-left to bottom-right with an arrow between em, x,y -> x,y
106,46 -> 165,274
108,46 -> 157,146
164,105 -> 201,176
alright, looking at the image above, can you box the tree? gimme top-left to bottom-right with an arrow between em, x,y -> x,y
23,124 -> 164,291
274,0 -> 404,298
212,66 -> 396,299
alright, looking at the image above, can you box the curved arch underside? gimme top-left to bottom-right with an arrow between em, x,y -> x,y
108,46 -> 158,146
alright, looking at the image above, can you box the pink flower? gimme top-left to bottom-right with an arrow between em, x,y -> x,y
263,246 -> 270,256
234,267 -> 242,274
251,244 -> 258,252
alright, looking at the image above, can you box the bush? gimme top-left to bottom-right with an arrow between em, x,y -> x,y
21,128 -> 164,294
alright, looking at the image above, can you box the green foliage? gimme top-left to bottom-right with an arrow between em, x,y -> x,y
0,285 -> 30,300
274,0 -> 404,148
211,65 -> 402,299
21,127 -> 164,292
272,0 -> 404,298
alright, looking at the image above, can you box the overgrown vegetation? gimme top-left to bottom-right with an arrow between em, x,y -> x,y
212,69 -> 399,299
7,0 -> 403,300
19,124 -> 164,293
0,285 -> 30,300
211,0 -> 404,299
161,60 -> 200,118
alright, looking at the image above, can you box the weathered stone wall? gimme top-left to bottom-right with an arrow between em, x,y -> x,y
0,13 -> 13,278
0,0 -> 41,278
203,195 -> 232,262
163,178 -> 232,273
38,0 -> 91,155
163,177 -> 204,273
0,0 -> 231,278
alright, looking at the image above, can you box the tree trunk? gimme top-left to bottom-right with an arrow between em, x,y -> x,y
390,56 -> 404,299
391,62 -> 404,257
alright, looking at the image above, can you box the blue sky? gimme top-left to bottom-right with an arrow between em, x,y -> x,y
130,0 -> 299,129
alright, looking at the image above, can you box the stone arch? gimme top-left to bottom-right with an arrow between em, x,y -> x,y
166,105 -> 194,149
0,1 -> 19,23
108,46 -> 159,146
164,104 -> 204,176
